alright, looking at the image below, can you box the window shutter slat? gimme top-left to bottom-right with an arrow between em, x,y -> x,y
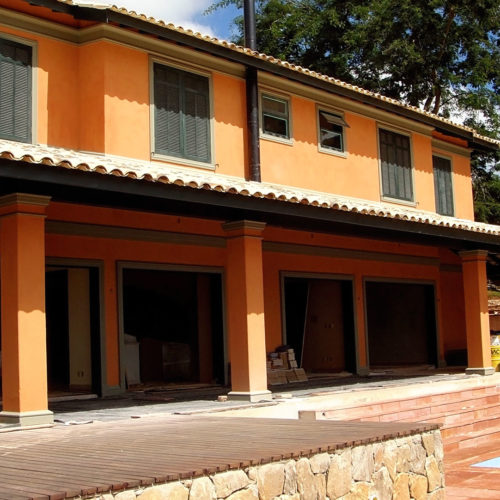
380,129 -> 413,201
154,63 -> 210,163
433,156 -> 454,216
0,39 -> 32,142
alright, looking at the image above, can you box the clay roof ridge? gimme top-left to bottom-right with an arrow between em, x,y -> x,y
47,0 -> 498,148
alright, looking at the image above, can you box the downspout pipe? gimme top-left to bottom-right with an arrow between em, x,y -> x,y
244,0 -> 261,182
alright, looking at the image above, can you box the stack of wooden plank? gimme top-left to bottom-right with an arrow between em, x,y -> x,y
267,347 -> 308,385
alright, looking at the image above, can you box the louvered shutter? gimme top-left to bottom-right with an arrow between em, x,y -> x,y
0,38 -> 32,142
433,156 -> 454,216
380,129 -> 413,201
154,63 -> 210,163
154,64 -> 182,157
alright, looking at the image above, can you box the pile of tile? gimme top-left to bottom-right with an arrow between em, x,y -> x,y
267,347 -> 308,385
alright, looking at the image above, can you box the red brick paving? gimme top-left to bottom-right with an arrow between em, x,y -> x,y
445,441 -> 500,499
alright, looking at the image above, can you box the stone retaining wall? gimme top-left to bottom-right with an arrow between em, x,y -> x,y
92,429 -> 444,500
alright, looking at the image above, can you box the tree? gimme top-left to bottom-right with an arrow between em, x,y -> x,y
208,0 -> 500,222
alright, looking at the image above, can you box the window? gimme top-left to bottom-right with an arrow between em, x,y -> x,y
0,37 -> 32,143
379,128 -> 413,201
261,94 -> 290,140
433,155 -> 454,216
318,110 -> 348,153
153,63 -> 211,163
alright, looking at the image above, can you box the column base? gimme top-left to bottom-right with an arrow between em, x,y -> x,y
227,390 -> 273,402
465,367 -> 495,376
0,410 -> 54,426
357,367 -> 370,376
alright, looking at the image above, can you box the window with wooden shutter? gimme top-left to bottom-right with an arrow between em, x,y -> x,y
0,37 -> 32,143
379,128 -> 413,202
433,155 -> 454,216
154,63 -> 211,163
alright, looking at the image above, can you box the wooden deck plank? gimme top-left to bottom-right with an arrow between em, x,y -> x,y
0,416 -> 437,499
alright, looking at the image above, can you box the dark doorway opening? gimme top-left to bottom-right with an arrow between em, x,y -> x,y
365,281 -> 438,367
45,267 -> 102,395
283,277 -> 356,374
121,269 -> 225,387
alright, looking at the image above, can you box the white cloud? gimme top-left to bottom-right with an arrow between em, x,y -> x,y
108,0 -> 215,36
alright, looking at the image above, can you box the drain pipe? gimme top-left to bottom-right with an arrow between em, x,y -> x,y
244,0 -> 261,182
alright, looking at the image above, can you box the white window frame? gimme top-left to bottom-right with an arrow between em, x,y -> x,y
316,104 -> 348,158
259,91 -> 293,145
0,31 -> 37,144
149,56 -> 216,171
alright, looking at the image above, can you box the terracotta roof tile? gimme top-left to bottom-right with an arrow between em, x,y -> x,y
1,138 -> 499,237
48,0 -> 499,148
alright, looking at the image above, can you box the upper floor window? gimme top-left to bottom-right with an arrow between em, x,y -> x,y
0,37 -> 32,143
433,155 -> 454,216
318,109 -> 348,154
379,128 -> 413,202
261,93 -> 290,140
153,62 -> 211,164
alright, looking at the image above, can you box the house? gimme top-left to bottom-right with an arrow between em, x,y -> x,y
0,0 -> 499,426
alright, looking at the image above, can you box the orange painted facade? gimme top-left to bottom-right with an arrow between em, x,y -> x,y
0,0 -> 497,422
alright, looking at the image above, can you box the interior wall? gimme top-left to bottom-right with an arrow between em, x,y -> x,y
67,268 -> 92,390
365,281 -> 437,366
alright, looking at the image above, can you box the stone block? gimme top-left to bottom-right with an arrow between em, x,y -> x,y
115,492 -> 137,500
226,485 -> 259,500
284,460 -> 297,495
352,445 -> 374,482
372,466 -> 392,500
382,441 -> 398,481
189,477 -> 216,500
421,433 -> 435,456
326,450 -> 352,499
152,483 -> 189,500
257,463 -> 285,500
409,442 -> 426,475
396,444 -> 411,473
373,442 -> 385,471
392,473 -> 410,500
309,453 -> 330,474
344,482 -> 371,500
427,488 -> 445,500
137,488 -> 162,500
425,456 -> 442,492
433,431 -> 444,462
409,474 -> 428,500
212,471 -> 251,499
296,458 -> 321,500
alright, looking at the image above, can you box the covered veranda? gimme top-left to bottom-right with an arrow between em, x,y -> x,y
0,142 -> 498,426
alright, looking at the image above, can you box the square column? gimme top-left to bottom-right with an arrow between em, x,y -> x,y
223,220 -> 272,402
460,250 -> 494,376
0,194 -> 53,425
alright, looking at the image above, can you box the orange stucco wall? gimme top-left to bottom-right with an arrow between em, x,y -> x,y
0,16 -> 476,219
41,203 -> 467,385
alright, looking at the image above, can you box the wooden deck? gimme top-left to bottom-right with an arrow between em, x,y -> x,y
0,415 -> 437,500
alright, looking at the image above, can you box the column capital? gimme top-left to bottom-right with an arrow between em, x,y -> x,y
0,193 -> 51,217
222,220 -> 266,237
459,249 -> 489,262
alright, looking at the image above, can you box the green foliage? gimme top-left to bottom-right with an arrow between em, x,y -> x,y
208,0 -> 500,222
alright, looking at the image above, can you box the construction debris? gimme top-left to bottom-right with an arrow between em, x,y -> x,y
267,346 -> 308,385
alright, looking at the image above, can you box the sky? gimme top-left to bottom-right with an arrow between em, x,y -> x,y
110,0 -> 240,40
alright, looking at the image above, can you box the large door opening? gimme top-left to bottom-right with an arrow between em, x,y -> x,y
121,268 -> 225,388
283,277 -> 356,374
365,281 -> 438,367
45,266 -> 102,395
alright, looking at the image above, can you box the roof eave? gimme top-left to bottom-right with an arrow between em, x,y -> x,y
24,0 -> 499,153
